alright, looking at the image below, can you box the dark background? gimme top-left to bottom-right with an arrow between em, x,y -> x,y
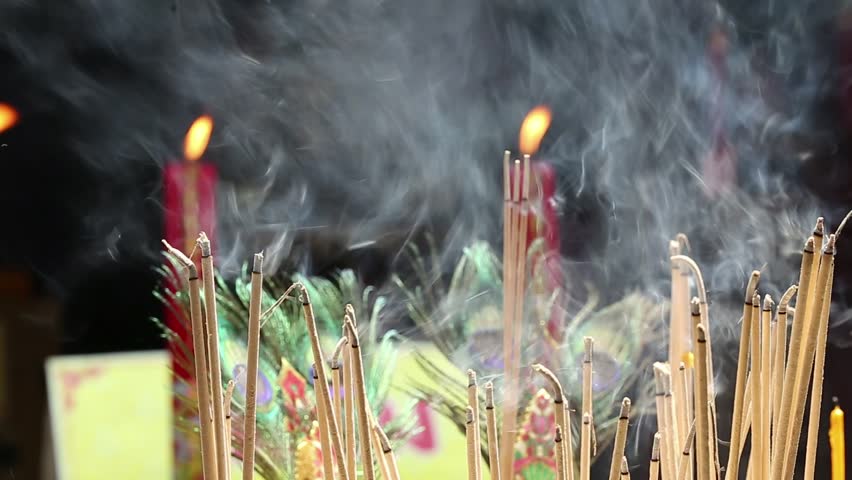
2,1 -> 852,479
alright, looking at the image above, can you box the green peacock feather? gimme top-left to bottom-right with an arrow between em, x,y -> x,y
393,238 -> 664,478
154,254 -> 416,480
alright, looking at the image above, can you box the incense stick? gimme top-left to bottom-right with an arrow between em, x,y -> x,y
724,270 -> 758,480
759,295 -> 773,479
198,233 -> 229,480
580,412 -> 592,480
674,363 -> 691,480
342,319 -> 357,480
650,433 -> 661,480
467,370 -> 482,480
313,365 -> 336,480
331,337 -> 348,434
581,338 -> 594,480
803,265 -> 836,480
609,398 -> 632,480
780,236 -> 835,480
620,457 -> 630,480
223,380 -> 235,469
772,286 -> 796,434
694,317 -> 711,480
375,422 -> 401,480
565,402 -> 576,480
344,318 -> 374,480
749,290 -> 764,480
163,241 -> 219,480
654,364 -> 676,480
533,364 -> 569,480
467,407 -> 480,480
771,237 -> 815,478
677,422 -> 696,480
484,382 -> 501,480
242,253 -> 264,480
555,425 -> 567,480
371,418 -> 393,480
299,287 -> 348,480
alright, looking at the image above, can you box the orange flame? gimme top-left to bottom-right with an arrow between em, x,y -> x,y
183,115 -> 214,162
0,103 -> 19,133
519,105 -> 552,155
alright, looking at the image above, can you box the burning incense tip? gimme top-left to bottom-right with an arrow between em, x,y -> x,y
678,362 -> 685,372
468,369 -> 478,387
343,318 -> 359,347
332,337 -> 348,368
583,337 -> 594,362
375,424 -> 393,454
533,363 -> 565,400
252,253 -> 264,273
690,298 -> 700,316
804,236 -> 815,253
825,233 -> 837,254
485,382 -> 495,408
161,240 -> 197,276
745,270 -> 761,304
762,294 -> 774,312
555,425 -> 563,443
696,324 -> 708,343
652,433 -> 661,461
620,457 -> 629,476
814,217 -> 825,237
619,398 -> 631,419
778,284 -> 798,312
197,232 -> 212,256
582,412 -> 591,424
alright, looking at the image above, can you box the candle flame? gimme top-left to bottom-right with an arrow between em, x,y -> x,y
519,105 -> 552,155
184,115 -> 214,162
0,103 -> 19,133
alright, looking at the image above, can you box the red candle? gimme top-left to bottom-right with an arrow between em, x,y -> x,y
518,106 -> 565,343
163,116 -> 217,378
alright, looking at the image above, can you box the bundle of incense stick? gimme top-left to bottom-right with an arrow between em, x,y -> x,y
164,197 -> 849,480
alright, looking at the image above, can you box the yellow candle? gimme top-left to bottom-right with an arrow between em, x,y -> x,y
830,401 -> 845,480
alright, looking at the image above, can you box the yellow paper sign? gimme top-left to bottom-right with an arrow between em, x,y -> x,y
46,351 -> 172,480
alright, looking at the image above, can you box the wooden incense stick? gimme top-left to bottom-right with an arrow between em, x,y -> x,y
724,270 -> 759,480
242,253 -> 264,480
759,295 -> 773,478
581,338 -> 594,480
772,286 -> 796,432
771,237 -> 815,478
375,423 -> 401,480
749,290 -> 765,480
609,398 -> 632,480
677,422 -> 696,480
223,380 -> 235,468
467,407 -> 480,480
344,318 -> 373,480
342,317 -> 357,480
674,363 -> 691,480
669,240 -> 688,384
299,288 -> 348,480
331,337 -> 348,432
313,365 -> 335,480
654,364 -> 676,480
484,382 -> 502,480
694,318 -> 711,480
803,267 -> 836,480
163,241 -> 219,480
533,364 -> 570,480
780,235 -> 835,480
371,418 -> 393,480
650,432 -> 661,480
198,233 -> 229,480
468,370 -> 482,480
620,457 -> 630,480
565,402 -> 576,480
555,426 -> 567,480
663,369 -> 681,479
581,412 -> 592,480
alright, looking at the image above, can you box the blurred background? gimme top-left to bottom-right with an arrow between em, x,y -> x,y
2,0 -> 852,478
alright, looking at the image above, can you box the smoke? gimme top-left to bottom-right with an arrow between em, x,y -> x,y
1,1 -> 847,321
